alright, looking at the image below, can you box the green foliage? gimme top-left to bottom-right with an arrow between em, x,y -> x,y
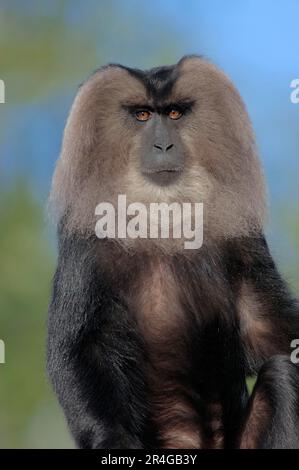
0,184 -> 72,448
0,2 -> 98,102
246,377 -> 257,395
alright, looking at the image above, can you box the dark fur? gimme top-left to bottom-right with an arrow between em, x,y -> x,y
47,224 -> 299,448
107,63 -> 179,103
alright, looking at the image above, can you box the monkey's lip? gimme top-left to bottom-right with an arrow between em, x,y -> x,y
143,167 -> 183,174
142,167 -> 183,186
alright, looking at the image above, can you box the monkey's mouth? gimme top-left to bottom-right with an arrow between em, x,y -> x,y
142,167 -> 183,186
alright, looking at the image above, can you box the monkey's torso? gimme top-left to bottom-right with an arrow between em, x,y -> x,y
59,234 -> 296,449
48,230 -> 299,448
124,250 -> 247,449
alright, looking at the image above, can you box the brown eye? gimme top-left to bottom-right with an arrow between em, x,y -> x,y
135,110 -> 151,121
168,109 -> 183,120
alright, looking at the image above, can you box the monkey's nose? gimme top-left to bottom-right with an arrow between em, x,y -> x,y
153,143 -> 174,152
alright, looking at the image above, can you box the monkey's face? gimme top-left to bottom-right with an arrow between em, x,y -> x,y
51,56 -> 266,241
124,103 -> 188,187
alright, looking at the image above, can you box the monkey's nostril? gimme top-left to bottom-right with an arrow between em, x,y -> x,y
154,143 -> 174,152
154,144 -> 163,151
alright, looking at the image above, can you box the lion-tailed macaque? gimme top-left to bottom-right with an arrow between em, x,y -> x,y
47,56 -> 299,449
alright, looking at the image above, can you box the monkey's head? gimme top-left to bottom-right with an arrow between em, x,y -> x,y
50,55 -> 266,245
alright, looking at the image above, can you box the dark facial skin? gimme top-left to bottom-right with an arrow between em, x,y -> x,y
123,98 -> 193,186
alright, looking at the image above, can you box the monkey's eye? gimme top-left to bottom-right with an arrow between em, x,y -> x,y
135,110 -> 152,122
168,108 -> 183,120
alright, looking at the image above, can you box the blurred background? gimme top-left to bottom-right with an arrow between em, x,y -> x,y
0,0 -> 298,448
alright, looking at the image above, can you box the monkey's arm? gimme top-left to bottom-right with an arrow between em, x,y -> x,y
230,236 -> 299,448
233,234 -> 299,370
47,233 -> 148,449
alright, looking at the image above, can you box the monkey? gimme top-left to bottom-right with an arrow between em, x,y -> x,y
47,55 -> 299,449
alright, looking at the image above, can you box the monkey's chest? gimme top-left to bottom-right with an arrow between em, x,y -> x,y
131,263 -> 241,449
